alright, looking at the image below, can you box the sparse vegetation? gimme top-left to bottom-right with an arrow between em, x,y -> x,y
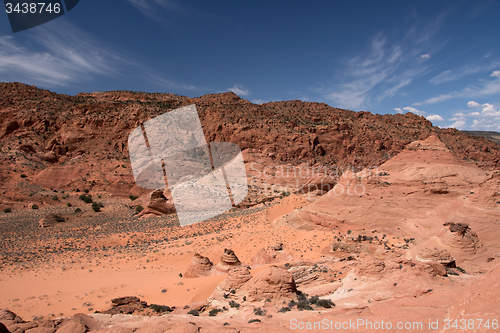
253,307 -> 266,316
209,308 -> 221,316
66,202 -> 72,207
187,309 -> 199,316
31,204 -> 38,210
74,208 -> 82,213
129,195 -> 138,201
91,202 -> 101,212
135,205 -> 143,213
52,214 -> 64,222
4,208 -> 12,213
248,319 -> 261,323
278,306 -> 291,313
229,300 -> 240,308
20,173 -> 27,178
149,304 -> 172,313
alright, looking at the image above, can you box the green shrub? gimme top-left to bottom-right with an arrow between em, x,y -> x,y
20,173 -> 27,178
248,319 -> 261,323
187,309 -> 199,316
149,304 -> 171,313
296,301 -> 313,310
278,306 -> 291,313
74,208 -> 82,213
53,214 -> 64,222
52,195 -> 59,201
209,308 -> 220,316
91,202 -> 100,212
229,300 -> 240,308
129,195 -> 138,201
83,195 -> 93,204
4,208 -> 12,213
135,205 -> 143,213
66,202 -> 72,207
253,308 -> 265,316
84,189 -> 89,193
32,204 -> 39,210
316,299 -> 335,308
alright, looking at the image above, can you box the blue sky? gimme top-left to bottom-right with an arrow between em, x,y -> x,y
1,0 -> 500,131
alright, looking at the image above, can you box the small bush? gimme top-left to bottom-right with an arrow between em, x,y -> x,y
229,300 -> 240,308
20,173 -> 27,178
32,204 -> 39,210
79,194 -> 87,201
316,299 -> 335,308
187,309 -> 199,316
248,319 -> 261,323
52,195 -> 59,201
53,214 -> 64,222
66,202 -> 72,207
278,306 -> 291,313
296,301 -> 313,311
4,208 -> 12,213
129,195 -> 138,201
149,304 -> 171,313
84,189 -> 89,193
83,196 -> 93,204
74,208 -> 82,213
92,202 -> 100,212
209,308 -> 220,316
135,205 -> 144,213
253,308 -> 266,316
309,295 -> 319,304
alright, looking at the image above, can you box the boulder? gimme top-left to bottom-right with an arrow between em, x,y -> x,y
243,266 -> 298,301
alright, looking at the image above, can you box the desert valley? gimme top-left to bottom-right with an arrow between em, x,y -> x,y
1,82 -> 500,332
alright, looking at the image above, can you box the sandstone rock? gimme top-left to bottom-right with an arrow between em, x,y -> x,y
250,247 -> 292,265
0,309 -> 23,323
214,249 -> 242,274
101,296 -> 148,315
26,328 -> 56,333
444,222 -> 481,252
38,215 -> 64,228
217,266 -> 252,292
184,253 -> 214,278
243,266 -> 298,301
138,190 -> 175,217
430,263 -> 447,276
0,323 -> 9,333
37,151 -> 58,163
417,248 -> 455,267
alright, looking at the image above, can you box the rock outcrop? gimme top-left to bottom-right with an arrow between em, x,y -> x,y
138,190 -> 176,217
184,253 -> 214,278
243,266 -> 298,301
214,249 -> 242,274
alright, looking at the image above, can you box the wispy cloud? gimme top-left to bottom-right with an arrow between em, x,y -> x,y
491,70 -> 500,78
320,24 -> 436,110
126,0 -> 183,24
228,84 -> 250,96
422,73 -> 500,104
0,20 -> 200,92
0,22 -> 123,86
429,58 -> 500,84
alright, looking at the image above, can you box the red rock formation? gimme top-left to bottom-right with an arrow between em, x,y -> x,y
184,253 -> 214,278
214,249 -> 242,274
243,266 -> 298,301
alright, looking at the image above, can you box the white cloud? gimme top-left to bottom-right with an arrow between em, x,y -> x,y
395,106 -> 426,115
421,54 -> 431,59
252,99 -> 265,104
426,114 -> 444,121
448,119 -> 466,130
228,84 -> 250,96
467,100 -> 482,108
491,71 -> 500,78
126,0 -> 181,18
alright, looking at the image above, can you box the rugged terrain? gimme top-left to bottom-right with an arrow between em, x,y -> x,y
1,83 -> 500,332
